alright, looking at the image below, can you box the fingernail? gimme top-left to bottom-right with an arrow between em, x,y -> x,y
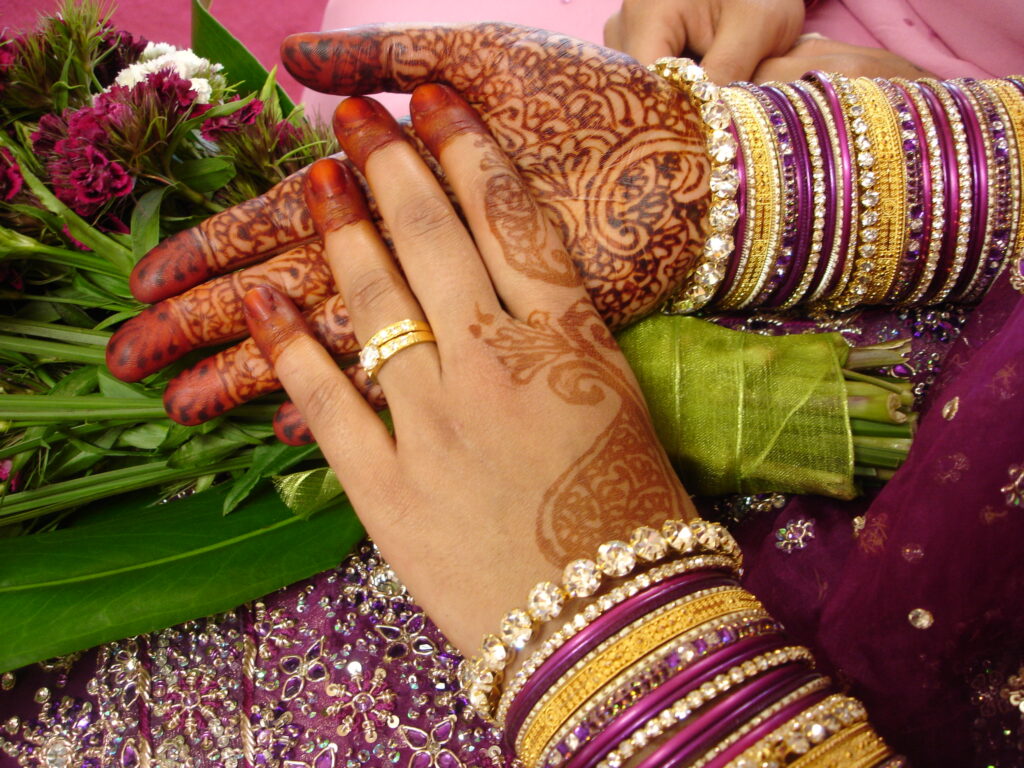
333,97 -> 404,170
305,159 -> 365,235
410,83 -> 452,114
334,96 -> 381,126
243,284 -> 278,323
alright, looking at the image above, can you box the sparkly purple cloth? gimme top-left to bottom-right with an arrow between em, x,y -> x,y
2,277 -> 1023,767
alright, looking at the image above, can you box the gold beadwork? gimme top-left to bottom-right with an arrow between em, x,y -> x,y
790,722 -> 892,767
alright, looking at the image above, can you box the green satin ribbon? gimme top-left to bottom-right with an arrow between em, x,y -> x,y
617,315 -> 855,499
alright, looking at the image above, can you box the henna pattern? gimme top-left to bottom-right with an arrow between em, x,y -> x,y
162,295 -> 357,425
131,169 -> 317,303
284,24 -> 709,327
107,242 -> 335,382
115,23 -> 711,428
473,299 -> 689,565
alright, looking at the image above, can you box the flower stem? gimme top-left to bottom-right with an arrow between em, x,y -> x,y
0,395 -> 166,421
0,337 -> 108,366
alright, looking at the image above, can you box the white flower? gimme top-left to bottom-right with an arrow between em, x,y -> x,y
110,42 -> 226,105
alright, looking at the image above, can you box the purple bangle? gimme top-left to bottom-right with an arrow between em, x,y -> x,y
702,688 -> 830,768
635,668 -> 820,768
504,571 -> 735,748
943,81 -> 988,302
762,84 -> 814,308
961,79 -> 1013,302
916,81 -> 960,303
790,80 -> 839,302
892,80 -> 935,303
806,72 -> 853,300
565,635 -> 784,768
711,120 -> 747,306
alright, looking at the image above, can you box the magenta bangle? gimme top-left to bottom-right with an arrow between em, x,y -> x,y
635,668 -> 820,768
702,688 -> 830,768
806,72 -> 852,299
942,81 -> 988,302
565,635 -> 784,768
916,81 -> 960,303
891,80 -> 934,302
763,84 -> 814,308
790,80 -> 838,302
503,571 -> 735,748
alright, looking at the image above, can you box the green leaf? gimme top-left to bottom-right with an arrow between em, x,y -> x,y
223,442 -> 321,515
0,483 -> 363,672
167,430 -> 249,468
116,422 -> 173,451
273,467 -> 344,519
174,156 -> 237,193
97,367 -> 155,399
130,187 -> 171,264
191,0 -> 295,112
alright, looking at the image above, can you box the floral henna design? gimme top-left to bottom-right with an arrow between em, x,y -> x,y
107,242 -> 335,382
284,23 -> 709,327
473,299 -> 689,565
130,169 -> 316,303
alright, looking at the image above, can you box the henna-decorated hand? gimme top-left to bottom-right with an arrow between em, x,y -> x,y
244,85 -> 695,652
105,23 -> 709,433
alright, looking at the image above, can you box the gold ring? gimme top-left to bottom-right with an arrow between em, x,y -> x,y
359,319 -> 435,380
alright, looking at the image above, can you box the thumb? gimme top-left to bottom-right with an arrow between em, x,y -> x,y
282,23 -> 531,97
699,9 -> 782,84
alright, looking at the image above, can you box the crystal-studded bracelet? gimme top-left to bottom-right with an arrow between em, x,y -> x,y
460,519 -> 741,720
647,58 -> 740,314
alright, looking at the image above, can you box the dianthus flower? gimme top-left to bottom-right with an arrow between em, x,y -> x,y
200,97 -> 264,141
0,148 -> 23,203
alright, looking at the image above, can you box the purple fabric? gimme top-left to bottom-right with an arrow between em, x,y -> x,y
504,571 -> 733,747
566,635 -> 783,768
735,275 -> 1024,765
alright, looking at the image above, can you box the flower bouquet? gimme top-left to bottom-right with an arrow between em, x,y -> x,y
0,1 -> 362,673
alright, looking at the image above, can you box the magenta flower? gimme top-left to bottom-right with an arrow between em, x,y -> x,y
0,35 -> 17,97
49,142 -> 133,216
200,98 -> 263,141
145,69 -> 198,111
0,148 -> 23,202
31,112 -> 67,155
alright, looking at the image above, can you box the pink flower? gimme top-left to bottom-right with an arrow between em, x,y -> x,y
200,98 -> 264,141
0,147 -> 23,202
0,458 -> 19,491
0,35 -> 17,97
273,120 -> 303,147
31,112 -> 67,155
94,26 -> 147,87
145,69 -> 198,111
49,142 -> 134,216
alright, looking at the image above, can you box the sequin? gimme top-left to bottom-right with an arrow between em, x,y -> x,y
775,518 -> 816,553
908,608 -> 934,629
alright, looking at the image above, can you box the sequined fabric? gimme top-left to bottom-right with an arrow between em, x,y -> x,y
0,544 -> 509,768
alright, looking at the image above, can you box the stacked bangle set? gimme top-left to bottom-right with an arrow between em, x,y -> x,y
651,59 -> 1024,314
460,517 -> 898,767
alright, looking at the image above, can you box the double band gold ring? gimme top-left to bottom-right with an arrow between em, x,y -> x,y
358,319 -> 436,381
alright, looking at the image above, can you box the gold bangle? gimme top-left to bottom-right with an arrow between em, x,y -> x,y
517,587 -> 762,766
494,553 -> 742,726
719,87 -> 783,309
987,79 -> 1024,295
831,77 -> 907,308
790,721 -> 892,767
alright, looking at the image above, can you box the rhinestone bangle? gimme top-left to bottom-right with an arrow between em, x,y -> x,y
460,519 -> 741,720
647,58 -> 740,314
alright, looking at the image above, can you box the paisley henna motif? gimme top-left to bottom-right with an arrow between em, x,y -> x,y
472,299 -> 689,565
108,243 -> 335,382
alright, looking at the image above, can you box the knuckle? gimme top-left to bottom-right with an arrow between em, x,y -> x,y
346,266 -> 405,314
391,194 -> 454,241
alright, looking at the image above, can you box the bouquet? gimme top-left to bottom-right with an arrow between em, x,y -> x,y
0,1 -> 363,673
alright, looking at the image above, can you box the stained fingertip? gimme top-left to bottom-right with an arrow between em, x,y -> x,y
332,97 -> 404,169
274,402 -> 315,445
304,158 -> 368,236
410,83 -> 487,156
243,285 -> 313,365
